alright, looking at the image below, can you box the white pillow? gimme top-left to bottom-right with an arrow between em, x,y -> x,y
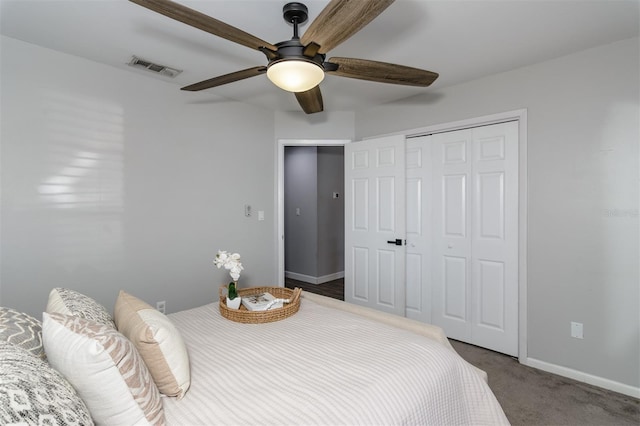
42,312 -> 165,426
114,290 -> 191,398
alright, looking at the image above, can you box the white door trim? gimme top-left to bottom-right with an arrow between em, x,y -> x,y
363,109 -> 528,364
276,139 -> 351,287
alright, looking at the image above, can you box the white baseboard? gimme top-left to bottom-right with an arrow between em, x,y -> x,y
524,357 -> 640,398
285,271 -> 344,285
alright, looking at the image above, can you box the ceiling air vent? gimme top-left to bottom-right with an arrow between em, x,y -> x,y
128,56 -> 182,78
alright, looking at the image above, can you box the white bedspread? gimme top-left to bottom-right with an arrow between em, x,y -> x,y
164,292 -> 509,425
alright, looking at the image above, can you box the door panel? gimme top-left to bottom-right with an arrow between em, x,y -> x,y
352,179 -> 369,230
444,255 -> 467,320
444,174 -> 467,237
377,177 -> 396,231
352,246 -> 369,299
377,249 -> 396,306
477,172 -> 505,239
405,141 -> 431,322
477,259 -> 505,329
432,130 -> 473,342
429,121 -> 518,356
345,135 -> 406,315
405,252 -> 423,313
471,122 -> 518,356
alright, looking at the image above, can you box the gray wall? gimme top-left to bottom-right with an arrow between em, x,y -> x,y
284,146 -> 318,277
0,35 -> 277,316
317,146 -> 345,276
355,37 -> 639,389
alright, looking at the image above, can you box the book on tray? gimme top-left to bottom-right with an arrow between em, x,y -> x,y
241,292 -> 283,311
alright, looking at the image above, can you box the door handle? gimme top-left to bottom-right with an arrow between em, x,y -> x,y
387,239 -> 403,246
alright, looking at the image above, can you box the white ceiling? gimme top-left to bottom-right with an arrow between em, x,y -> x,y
1,0 -> 638,113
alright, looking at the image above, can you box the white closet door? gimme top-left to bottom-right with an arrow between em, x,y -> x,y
345,135 -> 406,316
470,122 -> 519,356
431,122 -> 519,356
431,129 -> 474,342
405,140 -> 432,323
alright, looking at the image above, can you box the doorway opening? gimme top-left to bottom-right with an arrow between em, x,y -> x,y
276,139 -> 350,296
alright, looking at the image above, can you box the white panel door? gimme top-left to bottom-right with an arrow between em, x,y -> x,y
345,135 -> 406,315
405,140 -> 432,322
470,122 -> 519,355
431,130 -> 473,342
431,122 -> 519,356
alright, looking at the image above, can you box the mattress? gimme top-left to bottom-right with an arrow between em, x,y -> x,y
164,292 -> 509,425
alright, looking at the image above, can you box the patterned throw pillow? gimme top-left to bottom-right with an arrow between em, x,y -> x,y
0,307 -> 46,360
43,312 -> 165,426
0,341 -> 94,425
114,290 -> 191,398
46,287 -> 115,328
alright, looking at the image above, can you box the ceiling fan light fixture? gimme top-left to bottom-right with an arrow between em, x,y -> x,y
267,59 -> 325,92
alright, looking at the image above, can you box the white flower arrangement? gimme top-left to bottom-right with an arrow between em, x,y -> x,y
214,250 -> 243,282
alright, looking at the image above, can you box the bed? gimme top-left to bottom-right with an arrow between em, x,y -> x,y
162,292 -> 508,425
0,288 -> 509,425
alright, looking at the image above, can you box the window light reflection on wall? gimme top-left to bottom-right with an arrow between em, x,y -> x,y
38,91 -> 124,210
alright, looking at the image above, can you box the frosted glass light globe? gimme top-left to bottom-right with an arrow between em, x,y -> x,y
267,60 -> 325,92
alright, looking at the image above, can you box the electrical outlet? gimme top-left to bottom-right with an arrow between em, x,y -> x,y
156,301 -> 166,314
571,321 -> 583,339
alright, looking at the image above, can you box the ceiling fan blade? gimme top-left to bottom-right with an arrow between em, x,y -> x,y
129,0 -> 277,52
295,86 -> 324,114
326,57 -> 438,87
301,0 -> 395,54
181,66 -> 266,91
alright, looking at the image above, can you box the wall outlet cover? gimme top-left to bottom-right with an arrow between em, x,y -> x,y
571,321 -> 583,339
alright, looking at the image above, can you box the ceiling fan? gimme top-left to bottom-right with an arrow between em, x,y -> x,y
129,0 -> 439,114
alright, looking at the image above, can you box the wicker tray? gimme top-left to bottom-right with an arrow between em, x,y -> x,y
219,286 -> 302,323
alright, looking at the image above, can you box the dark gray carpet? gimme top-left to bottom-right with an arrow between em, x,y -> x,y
450,340 -> 640,426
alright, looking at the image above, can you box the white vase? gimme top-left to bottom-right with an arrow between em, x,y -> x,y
226,296 -> 242,310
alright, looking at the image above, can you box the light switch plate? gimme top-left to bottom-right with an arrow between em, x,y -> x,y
571,322 -> 583,339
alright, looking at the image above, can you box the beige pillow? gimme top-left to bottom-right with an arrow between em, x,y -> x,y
42,312 -> 164,425
114,290 -> 191,399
